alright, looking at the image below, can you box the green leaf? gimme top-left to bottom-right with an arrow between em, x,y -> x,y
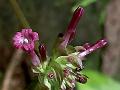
56,52 -> 82,70
99,10 -> 106,25
44,76 -> 51,90
50,61 -> 64,86
27,76 -> 49,90
56,56 -> 68,66
80,0 -> 97,7
66,45 -> 76,54
76,70 -> 120,90
72,0 -> 97,12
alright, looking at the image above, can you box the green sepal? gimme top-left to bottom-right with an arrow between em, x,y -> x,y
38,73 -> 49,90
49,61 -> 64,87
66,45 -> 76,54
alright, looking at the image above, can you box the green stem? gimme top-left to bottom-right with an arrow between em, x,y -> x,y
9,0 -> 30,28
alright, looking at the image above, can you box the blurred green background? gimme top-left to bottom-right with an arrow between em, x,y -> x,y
0,0 -> 120,90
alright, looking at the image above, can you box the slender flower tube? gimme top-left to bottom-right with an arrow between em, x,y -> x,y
60,7 -> 84,49
39,44 -> 47,61
30,51 -> 40,66
79,39 -> 107,58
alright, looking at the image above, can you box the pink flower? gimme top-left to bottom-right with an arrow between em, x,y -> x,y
13,29 -> 39,52
60,7 -> 84,49
13,29 -> 40,66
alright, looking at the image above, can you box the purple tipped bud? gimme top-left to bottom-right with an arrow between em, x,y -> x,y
39,44 -> 46,61
63,68 -> 70,77
60,7 -> 84,49
79,39 -> 107,58
76,75 -> 87,84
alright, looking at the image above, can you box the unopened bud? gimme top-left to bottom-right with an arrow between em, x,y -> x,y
39,44 -> 47,61
76,75 -> 87,84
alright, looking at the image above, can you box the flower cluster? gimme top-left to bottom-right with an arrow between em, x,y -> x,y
12,7 -> 107,90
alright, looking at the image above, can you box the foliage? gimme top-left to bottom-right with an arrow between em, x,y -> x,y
76,70 -> 120,90
72,0 -> 97,11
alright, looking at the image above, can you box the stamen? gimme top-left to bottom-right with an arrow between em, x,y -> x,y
23,38 -> 29,44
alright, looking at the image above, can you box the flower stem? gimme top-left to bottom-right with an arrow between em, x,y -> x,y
9,0 -> 30,28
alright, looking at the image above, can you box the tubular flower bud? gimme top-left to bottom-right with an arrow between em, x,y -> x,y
76,75 -> 87,84
39,44 -> 47,61
60,7 -> 84,50
79,39 -> 107,58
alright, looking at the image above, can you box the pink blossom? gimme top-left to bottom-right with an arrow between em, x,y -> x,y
13,29 -> 39,52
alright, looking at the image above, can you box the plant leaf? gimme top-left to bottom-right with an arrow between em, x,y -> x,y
76,70 -> 120,90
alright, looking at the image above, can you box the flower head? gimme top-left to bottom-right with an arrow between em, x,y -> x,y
13,29 -> 39,52
12,7 -> 108,90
